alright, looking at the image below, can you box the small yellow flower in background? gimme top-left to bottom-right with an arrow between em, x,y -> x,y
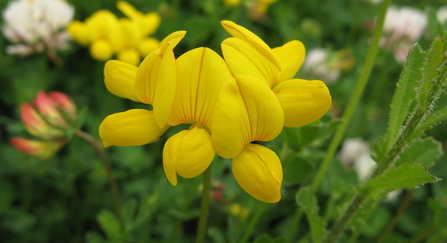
67,1 -> 161,66
10,91 -> 78,159
229,203 -> 249,221
1,0 -> 74,60
223,0 -> 241,7
99,20 -> 332,203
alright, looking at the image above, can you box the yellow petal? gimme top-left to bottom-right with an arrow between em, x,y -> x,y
159,30 -> 187,50
168,47 -> 233,127
90,39 -> 113,61
212,75 -> 284,158
272,40 -> 306,82
116,1 -> 142,19
221,20 -> 274,56
135,42 -> 177,127
222,37 -> 280,87
139,37 -> 160,57
141,12 -> 161,36
99,109 -> 169,147
273,79 -> 332,127
232,143 -> 282,203
67,20 -> 90,46
163,124 -> 215,186
104,60 -> 140,102
117,48 -> 141,67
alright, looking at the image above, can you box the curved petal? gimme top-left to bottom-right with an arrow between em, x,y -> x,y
159,30 -> 187,50
104,60 -> 140,102
273,79 -> 332,127
222,37 -> 280,87
232,143 -> 282,203
163,124 -> 215,186
99,109 -> 169,147
168,47 -> 233,127
211,75 -> 284,158
272,40 -> 306,82
221,20 -> 274,56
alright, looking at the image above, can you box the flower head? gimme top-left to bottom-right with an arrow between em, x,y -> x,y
99,21 -> 332,203
380,6 -> 427,63
2,0 -> 74,58
11,91 -> 78,159
67,1 -> 161,66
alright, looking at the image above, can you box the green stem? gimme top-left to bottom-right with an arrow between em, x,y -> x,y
311,0 -> 392,191
377,189 -> 415,243
75,130 -> 126,233
239,201 -> 267,243
195,165 -> 212,243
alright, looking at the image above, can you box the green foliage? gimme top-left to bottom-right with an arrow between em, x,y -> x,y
360,163 -> 438,197
296,187 -> 327,243
394,137 -> 442,168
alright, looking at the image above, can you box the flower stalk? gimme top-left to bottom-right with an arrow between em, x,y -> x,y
75,130 -> 126,233
195,165 -> 212,243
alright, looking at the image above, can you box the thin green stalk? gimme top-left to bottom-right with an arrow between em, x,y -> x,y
311,0 -> 392,191
239,201 -> 267,243
75,130 -> 126,233
377,189 -> 415,243
195,165 -> 212,243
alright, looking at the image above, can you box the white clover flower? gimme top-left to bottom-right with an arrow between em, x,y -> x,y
338,138 -> 370,168
380,6 -> 427,63
303,48 -> 341,83
2,0 -> 74,58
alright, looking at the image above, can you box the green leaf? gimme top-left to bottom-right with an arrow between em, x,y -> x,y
296,187 -> 319,214
417,36 -> 446,109
348,196 -> 382,233
410,105 -> 447,140
97,210 -> 125,243
394,137 -> 442,168
252,234 -> 274,243
360,162 -> 439,197
296,187 -> 327,243
282,154 -> 314,186
122,198 -> 137,229
208,227 -> 226,243
382,44 -> 425,155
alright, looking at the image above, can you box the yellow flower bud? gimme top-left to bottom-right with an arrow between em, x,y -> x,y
90,39 -> 114,61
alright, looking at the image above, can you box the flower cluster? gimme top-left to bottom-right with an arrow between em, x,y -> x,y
10,91 -> 77,159
1,0 -> 74,58
67,1 -> 161,66
380,6 -> 427,63
99,21 -> 332,203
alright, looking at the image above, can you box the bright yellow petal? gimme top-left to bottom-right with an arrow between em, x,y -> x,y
104,60 -> 140,102
211,75 -> 284,158
272,40 -> 306,82
273,79 -> 332,127
116,1 -> 142,19
163,124 -> 215,186
221,20 -> 274,56
117,48 -> 141,66
159,31 -> 187,49
141,12 -> 161,36
168,47 -> 233,127
99,109 -> 169,147
222,37 -> 280,87
232,143 -> 282,203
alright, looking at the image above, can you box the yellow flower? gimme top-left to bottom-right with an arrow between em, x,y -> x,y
220,20 -> 332,127
67,1 -> 161,65
99,31 -> 186,146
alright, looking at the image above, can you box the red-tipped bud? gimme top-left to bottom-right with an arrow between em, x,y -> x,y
10,137 -> 66,159
20,103 -> 64,139
34,91 -> 68,127
48,91 -> 77,121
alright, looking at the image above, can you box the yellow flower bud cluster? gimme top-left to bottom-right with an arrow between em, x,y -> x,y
67,1 -> 161,66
